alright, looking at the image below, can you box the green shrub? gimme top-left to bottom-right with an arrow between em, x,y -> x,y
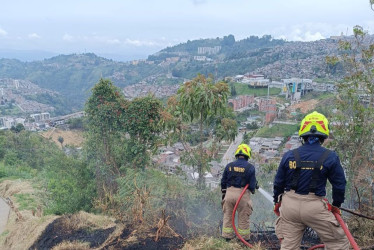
4,151 -> 20,166
256,124 -> 298,138
42,155 -> 96,215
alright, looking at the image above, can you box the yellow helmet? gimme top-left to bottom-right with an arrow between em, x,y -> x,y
235,144 -> 251,159
299,111 -> 329,138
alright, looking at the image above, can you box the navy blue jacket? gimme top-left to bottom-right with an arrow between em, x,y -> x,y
221,158 -> 256,193
273,143 -> 346,207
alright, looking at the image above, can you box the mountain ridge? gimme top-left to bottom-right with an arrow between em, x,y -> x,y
0,34 -> 354,113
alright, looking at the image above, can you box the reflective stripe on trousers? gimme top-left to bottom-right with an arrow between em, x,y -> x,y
222,187 -> 252,240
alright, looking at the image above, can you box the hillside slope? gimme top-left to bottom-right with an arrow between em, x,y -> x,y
0,34 -> 347,112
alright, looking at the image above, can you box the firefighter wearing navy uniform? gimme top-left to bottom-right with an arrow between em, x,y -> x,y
221,144 -> 256,241
273,111 -> 349,250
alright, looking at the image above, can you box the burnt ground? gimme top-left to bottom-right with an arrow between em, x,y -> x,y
29,216 -> 116,249
28,216 -> 323,250
246,227 -> 323,249
29,216 -> 185,250
102,226 -> 184,250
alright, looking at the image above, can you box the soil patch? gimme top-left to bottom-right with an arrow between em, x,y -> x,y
288,99 -> 319,113
29,217 -> 115,249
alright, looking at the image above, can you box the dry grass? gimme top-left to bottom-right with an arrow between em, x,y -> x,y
0,202 -> 58,250
182,236 -> 265,250
0,179 -> 58,250
58,211 -> 116,232
0,180 -> 34,198
52,241 -> 90,250
288,99 -> 319,114
346,216 -> 374,248
40,128 -> 84,148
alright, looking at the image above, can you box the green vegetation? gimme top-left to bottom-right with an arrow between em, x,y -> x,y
13,193 -> 38,211
302,91 -> 335,101
66,117 -> 85,130
0,129 -> 95,214
329,26 -> 374,233
24,93 -> 72,115
231,83 -> 281,97
0,103 -> 23,116
256,123 -> 298,138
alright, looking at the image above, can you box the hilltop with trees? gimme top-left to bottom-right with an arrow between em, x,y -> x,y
0,33 -> 365,114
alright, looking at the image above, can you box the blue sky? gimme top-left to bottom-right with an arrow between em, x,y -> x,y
0,0 -> 373,61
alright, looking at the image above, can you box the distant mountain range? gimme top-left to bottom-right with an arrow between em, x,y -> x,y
0,34 -> 357,114
0,49 -> 59,62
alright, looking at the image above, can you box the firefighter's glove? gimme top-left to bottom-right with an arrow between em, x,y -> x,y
273,202 -> 281,217
325,198 -> 342,215
331,206 -> 342,215
221,189 -> 226,201
255,181 -> 259,190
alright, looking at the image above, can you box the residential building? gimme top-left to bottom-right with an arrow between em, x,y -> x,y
228,95 -> 255,111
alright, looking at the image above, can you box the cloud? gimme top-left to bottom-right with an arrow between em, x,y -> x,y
289,30 -> 325,42
0,27 -> 7,37
106,39 -> 121,45
60,33 -> 162,48
271,23 -> 353,42
124,38 -> 157,47
303,31 -> 325,41
28,33 -> 41,39
63,33 -> 74,42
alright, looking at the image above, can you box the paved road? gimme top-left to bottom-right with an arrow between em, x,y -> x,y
220,132 -> 243,167
0,198 -> 10,234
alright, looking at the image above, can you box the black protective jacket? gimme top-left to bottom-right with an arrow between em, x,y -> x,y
221,158 -> 256,193
273,143 -> 346,207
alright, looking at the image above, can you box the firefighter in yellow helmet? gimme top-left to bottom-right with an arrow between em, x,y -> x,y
221,144 -> 257,241
273,111 -> 349,249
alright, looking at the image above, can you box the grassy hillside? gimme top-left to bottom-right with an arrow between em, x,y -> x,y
256,123 -> 298,138
231,83 -> 281,97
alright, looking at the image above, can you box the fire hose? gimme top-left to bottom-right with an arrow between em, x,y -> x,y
307,211 -> 360,250
231,184 -> 360,249
231,184 -> 254,248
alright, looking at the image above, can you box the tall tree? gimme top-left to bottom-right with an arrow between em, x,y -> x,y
168,74 -> 237,188
85,78 -> 128,176
124,96 -> 165,168
85,78 -> 129,200
85,78 -> 167,201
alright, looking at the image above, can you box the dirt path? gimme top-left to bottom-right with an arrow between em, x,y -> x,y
0,198 -> 10,234
220,132 -> 243,167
